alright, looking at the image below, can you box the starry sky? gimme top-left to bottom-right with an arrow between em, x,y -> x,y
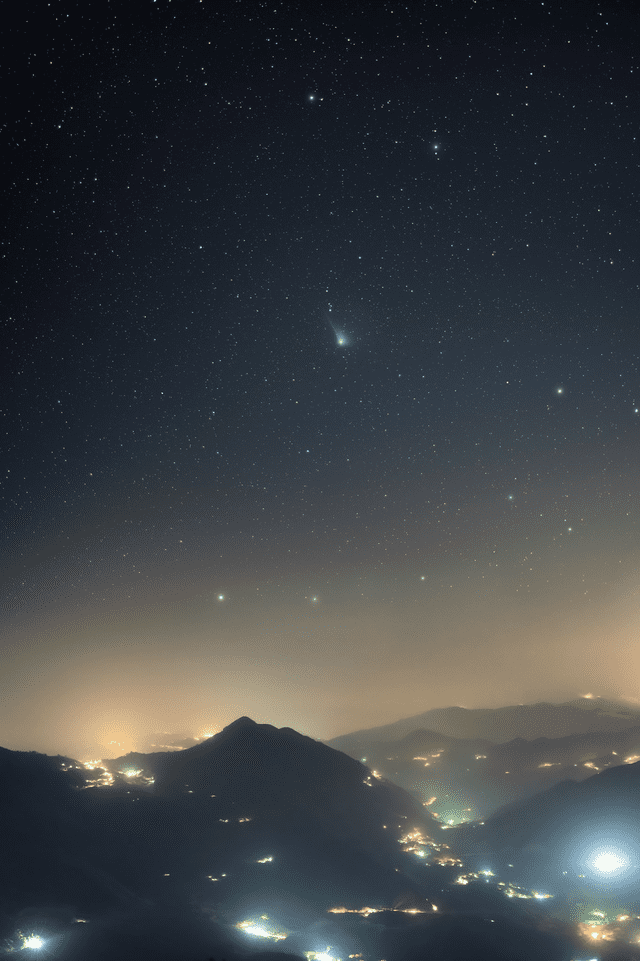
2,0 -> 639,759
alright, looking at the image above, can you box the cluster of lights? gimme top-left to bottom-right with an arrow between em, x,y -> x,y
329,904 -> 437,917
118,768 -> 155,786
575,911 -> 640,948
413,751 -> 443,769
305,949 -> 340,961
305,948 -> 368,961
397,827 -> 461,864
21,934 -> 45,950
80,760 -> 115,788
454,869 -> 552,901
235,916 -> 287,941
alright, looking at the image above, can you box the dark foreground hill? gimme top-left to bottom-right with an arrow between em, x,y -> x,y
449,753 -> 640,944
1,718 -> 637,960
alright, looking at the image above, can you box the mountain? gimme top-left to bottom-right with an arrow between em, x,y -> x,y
0,719 -> 442,960
1,717 -> 638,960
451,754 -> 640,861
327,697 -> 640,753
324,720 -> 640,822
448,755 -> 640,946
105,715 -> 442,871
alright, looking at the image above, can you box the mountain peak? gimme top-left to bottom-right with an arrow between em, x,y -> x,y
223,715 -> 258,731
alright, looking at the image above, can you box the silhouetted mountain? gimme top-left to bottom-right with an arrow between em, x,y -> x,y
0,719 -> 441,960
449,755 -> 640,924
327,719 -> 640,821
454,755 -> 640,852
1,718 -> 638,960
327,697 -> 640,752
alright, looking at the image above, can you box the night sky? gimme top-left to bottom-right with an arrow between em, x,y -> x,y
2,0 -> 639,760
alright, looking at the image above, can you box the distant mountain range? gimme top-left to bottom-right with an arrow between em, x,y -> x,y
2,713 -> 640,960
325,698 -> 640,823
327,697 -> 640,751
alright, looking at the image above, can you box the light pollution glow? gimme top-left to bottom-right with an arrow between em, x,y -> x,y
1,559 -> 638,759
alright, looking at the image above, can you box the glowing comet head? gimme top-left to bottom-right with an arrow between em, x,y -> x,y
328,321 -> 350,347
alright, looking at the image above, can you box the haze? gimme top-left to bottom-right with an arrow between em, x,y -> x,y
2,1 -> 639,760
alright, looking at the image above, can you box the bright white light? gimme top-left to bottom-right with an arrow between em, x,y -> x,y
305,951 -> 341,961
21,935 -> 45,950
236,917 -> 287,941
592,850 -> 628,873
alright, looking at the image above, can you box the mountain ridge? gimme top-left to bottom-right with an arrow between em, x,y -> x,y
327,697 -> 640,750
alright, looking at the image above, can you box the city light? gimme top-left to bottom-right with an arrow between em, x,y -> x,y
592,851 -> 628,874
305,948 -> 342,961
21,935 -> 45,950
235,916 -> 288,941
329,905 -> 435,917
80,760 -> 115,787
563,823 -> 640,890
